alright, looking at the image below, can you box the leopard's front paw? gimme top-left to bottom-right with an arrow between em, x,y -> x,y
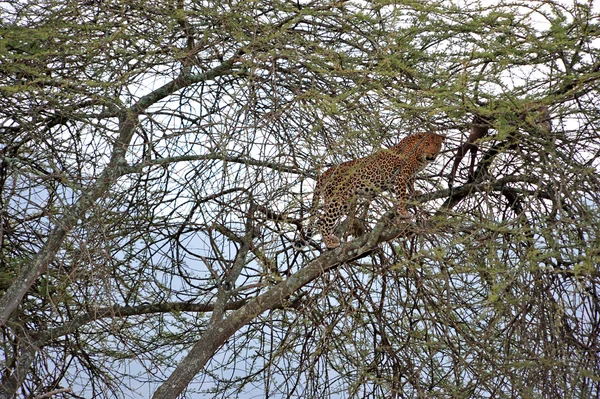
396,208 -> 412,220
323,234 -> 341,249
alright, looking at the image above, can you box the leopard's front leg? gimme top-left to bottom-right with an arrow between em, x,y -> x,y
318,201 -> 342,249
395,174 -> 411,219
407,176 -> 422,198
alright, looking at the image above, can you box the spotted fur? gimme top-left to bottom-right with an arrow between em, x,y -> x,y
312,132 -> 445,249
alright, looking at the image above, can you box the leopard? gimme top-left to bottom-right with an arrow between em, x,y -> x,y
307,132 -> 445,249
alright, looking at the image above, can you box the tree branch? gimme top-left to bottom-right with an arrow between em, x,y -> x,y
150,214 -> 417,399
152,172 -> 554,399
132,154 -> 315,178
0,55 -> 242,325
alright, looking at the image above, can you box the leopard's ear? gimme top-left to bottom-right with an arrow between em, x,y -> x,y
433,132 -> 447,141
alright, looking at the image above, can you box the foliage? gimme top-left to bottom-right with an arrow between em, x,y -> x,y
1,0 -> 599,398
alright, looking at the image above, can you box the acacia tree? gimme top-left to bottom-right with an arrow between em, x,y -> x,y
1,0 -> 599,398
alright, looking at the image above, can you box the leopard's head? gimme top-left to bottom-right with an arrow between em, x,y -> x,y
416,132 -> 445,162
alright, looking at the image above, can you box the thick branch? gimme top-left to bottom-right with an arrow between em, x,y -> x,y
210,204 -> 257,322
37,300 -> 249,344
425,175 -> 544,204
